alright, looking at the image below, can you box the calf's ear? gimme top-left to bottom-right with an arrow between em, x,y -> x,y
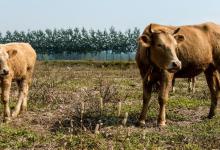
173,28 -> 180,35
174,34 -> 185,43
7,49 -> 17,58
138,35 -> 151,48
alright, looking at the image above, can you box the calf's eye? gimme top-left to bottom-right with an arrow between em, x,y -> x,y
157,44 -> 163,48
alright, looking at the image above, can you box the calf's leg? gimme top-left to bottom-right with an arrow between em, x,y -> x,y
1,78 -> 12,123
21,82 -> 29,112
21,70 -> 34,112
12,79 -> 29,117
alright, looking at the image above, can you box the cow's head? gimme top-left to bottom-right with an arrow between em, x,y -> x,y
0,47 -> 17,76
139,24 -> 185,73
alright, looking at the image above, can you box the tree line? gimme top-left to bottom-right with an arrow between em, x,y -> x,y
0,27 -> 140,54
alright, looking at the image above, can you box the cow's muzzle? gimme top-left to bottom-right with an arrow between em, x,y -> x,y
167,60 -> 182,73
0,69 -> 9,76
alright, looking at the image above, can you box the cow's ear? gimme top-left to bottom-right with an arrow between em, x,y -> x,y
139,35 -> 151,47
7,49 -> 17,58
149,24 -> 155,33
173,28 -> 180,35
174,34 -> 185,43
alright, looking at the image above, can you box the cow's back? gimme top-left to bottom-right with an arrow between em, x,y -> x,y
175,23 -> 220,77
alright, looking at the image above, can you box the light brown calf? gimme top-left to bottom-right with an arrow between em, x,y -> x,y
0,43 -> 36,122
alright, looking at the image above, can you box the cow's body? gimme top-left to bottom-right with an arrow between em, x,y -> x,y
0,43 -> 36,122
136,22 -> 220,126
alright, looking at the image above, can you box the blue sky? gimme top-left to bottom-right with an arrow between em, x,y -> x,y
0,0 -> 219,33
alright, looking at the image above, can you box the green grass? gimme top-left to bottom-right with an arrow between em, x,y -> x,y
169,97 -> 210,109
0,124 -> 45,149
0,60 -> 219,149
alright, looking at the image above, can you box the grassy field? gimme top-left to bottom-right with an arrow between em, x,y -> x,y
0,60 -> 219,149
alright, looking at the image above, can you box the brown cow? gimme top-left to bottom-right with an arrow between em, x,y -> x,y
136,22 -> 220,127
0,43 -> 36,123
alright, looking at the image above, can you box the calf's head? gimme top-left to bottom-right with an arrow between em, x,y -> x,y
0,48 -> 17,76
139,25 -> 185,73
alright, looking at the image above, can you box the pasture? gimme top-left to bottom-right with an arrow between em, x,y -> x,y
0,61 -> 219,149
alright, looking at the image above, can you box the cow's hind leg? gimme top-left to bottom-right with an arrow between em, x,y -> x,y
205,67 -> 220,118
171,78 -> 175,93
12,79 -> 29,117
188,77 -> 196,93
188,78 -> 192,93
192,77 -> 196,93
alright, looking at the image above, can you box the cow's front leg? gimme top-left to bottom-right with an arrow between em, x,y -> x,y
1,78 -> 12,123
138,80 -> 153,126
158,71 -> 173,126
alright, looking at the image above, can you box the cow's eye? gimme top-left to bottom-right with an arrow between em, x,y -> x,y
157,44 -> 163,48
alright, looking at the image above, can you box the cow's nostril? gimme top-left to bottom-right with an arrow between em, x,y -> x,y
3,69 -> 9,75
168,60 -> 181,72
172,62 -> 178,68
171,61 -> 181,69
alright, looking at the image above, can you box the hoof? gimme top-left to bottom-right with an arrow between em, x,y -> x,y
20,109 -> 27,114
11,112 -> 19,118
3,117 -> 11,123
21,107 -> 27,112
208,112 -> 215,119
207,115 -> 214,119
207,115 -> 213,119
136,120 -> 146,127
158,121 -> 166,127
